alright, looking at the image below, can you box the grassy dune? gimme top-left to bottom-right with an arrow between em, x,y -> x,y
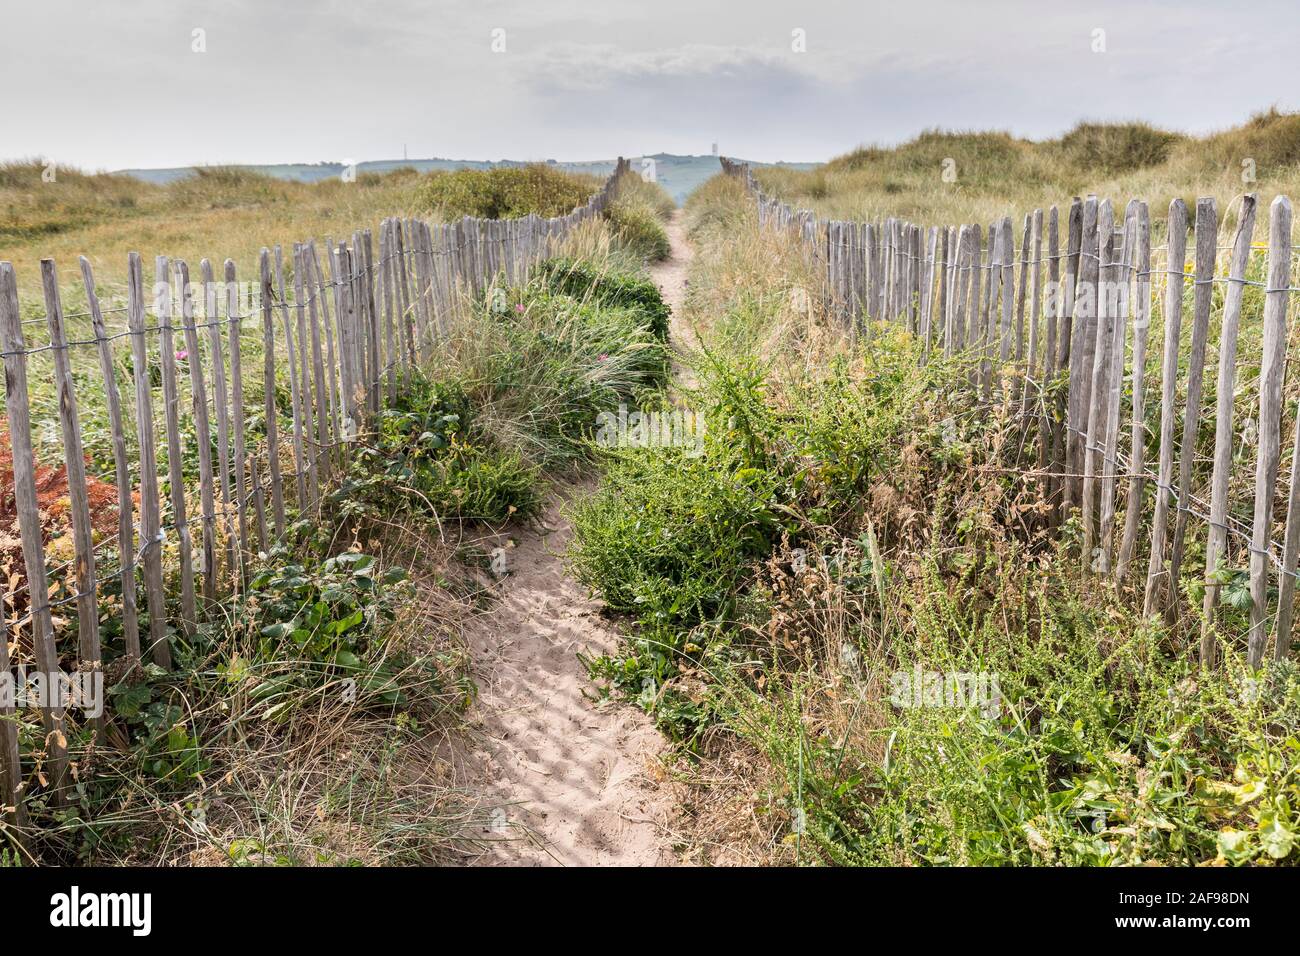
0,162 -> 430,292
0,160 -> 609,293
756,109 -> 1300,229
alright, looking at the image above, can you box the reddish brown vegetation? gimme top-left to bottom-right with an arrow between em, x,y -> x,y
0,426 -> 122,605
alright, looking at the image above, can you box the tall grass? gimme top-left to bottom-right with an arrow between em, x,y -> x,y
603,174 -> 675,261
571,166 -> 1300,867
439,237 -> 668,470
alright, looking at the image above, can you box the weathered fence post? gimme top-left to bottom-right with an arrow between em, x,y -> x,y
1257,197 -> 1295,666
1098,203 -> 1138,572
1065,197 -> 1099,517
226,259 -> 251,580
81,257 -> 141,661
1166,199 -> 1218,620
42,259 -> 101,693
159,257 -> 197,633
1115,201 -> 1151,583
274,247 -> 308,510
0,261 -> 71,800
176,260 -> 219,607
1144,200 -> 1190,614
1080,200 -> 1114,568
291,245 -> 319,507
202,259 -> 236,592
128,255 -> 172,666
1200,196 -> 1258,664
259,249 -> 287,538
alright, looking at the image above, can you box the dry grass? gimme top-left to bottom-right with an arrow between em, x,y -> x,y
14,513 -> 507,867
0,161 -> 427,293
671,541 -> 900,867
681,175 -> 841,372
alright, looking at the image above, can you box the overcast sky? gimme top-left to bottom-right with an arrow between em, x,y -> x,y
1,0 -> 1296,171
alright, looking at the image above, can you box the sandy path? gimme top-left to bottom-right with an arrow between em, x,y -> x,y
460,212 -> 694,866
657,209 -> 693,318
658,210 -> 698,388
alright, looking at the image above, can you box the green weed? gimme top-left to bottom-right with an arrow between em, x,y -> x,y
417,164 -> 600,219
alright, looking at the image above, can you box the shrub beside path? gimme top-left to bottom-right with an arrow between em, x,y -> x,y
461,212 -> 694,866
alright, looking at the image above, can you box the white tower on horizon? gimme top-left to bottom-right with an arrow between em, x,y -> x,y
711,142 -> 718,157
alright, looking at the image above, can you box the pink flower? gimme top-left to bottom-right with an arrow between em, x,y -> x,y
598,353 -> 609,362
176,349 -> 188,361
514,303 -> 525,313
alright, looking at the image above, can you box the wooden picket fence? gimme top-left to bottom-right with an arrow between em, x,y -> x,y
0,159 -> 631,831
721,157 -> 1300,673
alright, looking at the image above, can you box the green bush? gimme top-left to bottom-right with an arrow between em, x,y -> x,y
349,373 -> 542,522
349,267 -> 668,519
376,374 -> 472,454
416,164 -> 599,219
1054,122 -> 1185,175
612,172 -> 677,220
508,289 -> 670,386
536,257 -> 671,341
606,198 -> 671,261
570,451 -> 781,631
246,549 -> 409,686
569,331 -> 934,693
405,445 -> 540,522
454,282 -> 670,468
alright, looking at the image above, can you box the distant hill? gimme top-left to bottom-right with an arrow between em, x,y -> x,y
114,153 -> 819,205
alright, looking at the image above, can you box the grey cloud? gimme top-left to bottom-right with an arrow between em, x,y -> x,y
521,42 -> 822,91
